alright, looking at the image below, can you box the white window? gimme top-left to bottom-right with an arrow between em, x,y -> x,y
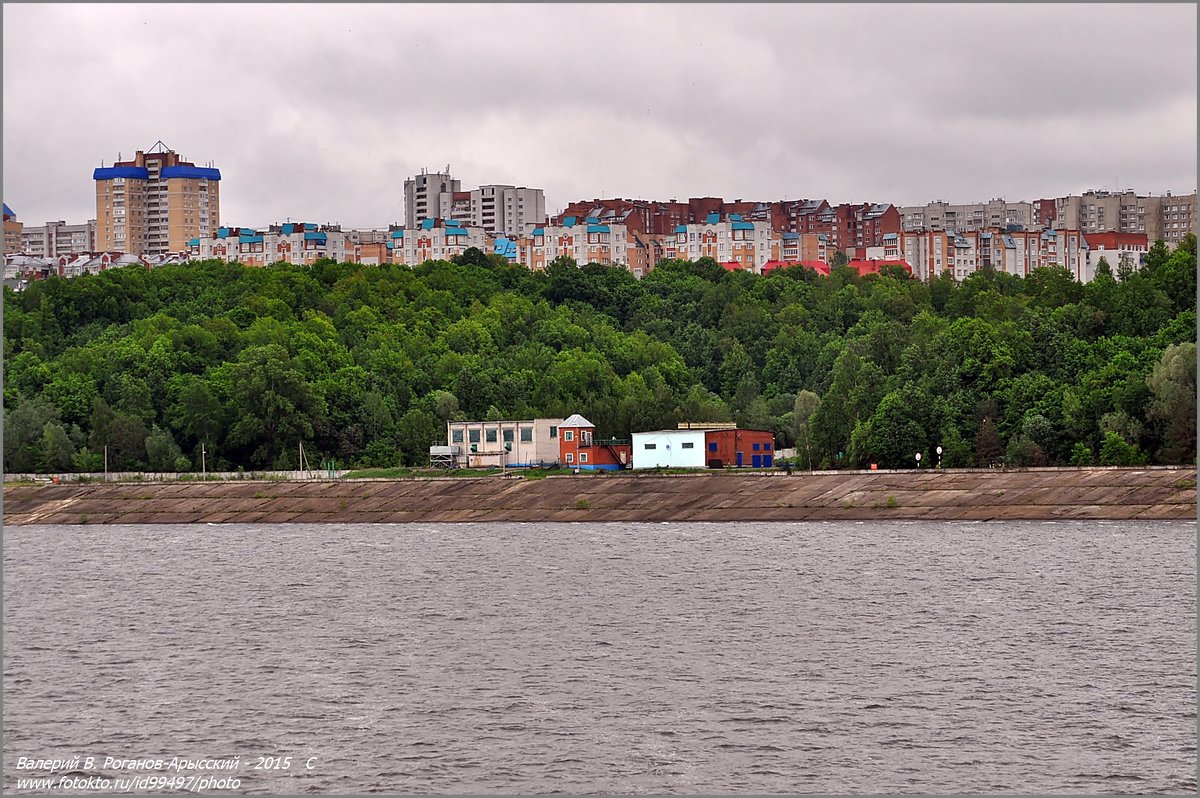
565,430 -> 574,441
566,453 -> 573,463
579,453 -> 588,463
644,443 -> 657,450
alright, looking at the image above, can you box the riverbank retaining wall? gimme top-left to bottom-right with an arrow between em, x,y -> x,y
3,467 -> 1195,524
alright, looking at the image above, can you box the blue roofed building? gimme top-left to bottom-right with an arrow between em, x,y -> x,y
94,142 -> 220,256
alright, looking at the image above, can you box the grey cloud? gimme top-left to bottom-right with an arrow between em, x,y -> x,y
3,3 -> 1195,229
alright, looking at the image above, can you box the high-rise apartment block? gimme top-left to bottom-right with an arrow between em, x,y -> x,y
19,219 -> 98,258
1033,189 -> 1195,247
898,199 -> 1033,233
404,170 -> 460,229
94,144 -> 220,256
404,168 -> 546,236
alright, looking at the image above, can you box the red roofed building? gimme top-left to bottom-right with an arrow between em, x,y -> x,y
761,259 -> 830,276
1083,231 -> 1148,281
846,259 -> 913,277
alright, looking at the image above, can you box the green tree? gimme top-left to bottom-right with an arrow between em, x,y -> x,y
1098,431 -> 1147,466
974,416 -> 1002,467
849,386 -> 930,469
396,408 -> 441,466
1146,342 -> 1197,463
145,425 -> 185,472
4,396 -> 61,473
225,344 -> 321,467
791,390 -> 821,469
38,422 -> 76,473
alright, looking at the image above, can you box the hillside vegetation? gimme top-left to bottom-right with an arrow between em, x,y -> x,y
3,236 -> 1195,473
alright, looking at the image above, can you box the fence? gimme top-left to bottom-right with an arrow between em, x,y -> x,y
4,470 -> 351,484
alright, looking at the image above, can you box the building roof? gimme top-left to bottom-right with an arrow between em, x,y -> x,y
161,165 -> 221,181
762,259 -> 830,275
2,203 -> 14,220
847,259 -> 913,275
560,413 -> 593,428
93,166 -> 149,181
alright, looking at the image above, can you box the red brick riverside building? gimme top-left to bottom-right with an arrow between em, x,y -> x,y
558,414 -> 631,470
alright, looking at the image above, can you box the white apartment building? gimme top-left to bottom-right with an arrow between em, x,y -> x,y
19,219 -> 98,258
192,223 -> 348,266
388,218 -> 489,265
469,185 -> 546,237
517,217 -> 634,271
405,169 -> 548,236
404,169 -> 461,228
899,199 -> 1033,233
1082,233 -> 1149,282
662,213 -> 780,273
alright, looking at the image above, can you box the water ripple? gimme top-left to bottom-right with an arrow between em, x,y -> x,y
3,520 -> 1194,794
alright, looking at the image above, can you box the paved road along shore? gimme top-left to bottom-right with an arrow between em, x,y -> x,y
4,467 -> 1195,524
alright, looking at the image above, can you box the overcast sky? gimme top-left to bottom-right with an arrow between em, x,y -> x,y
4,3 -> 1196,229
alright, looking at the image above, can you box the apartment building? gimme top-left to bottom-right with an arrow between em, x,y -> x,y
663,213 -> 780,273
522,219 -> 663,276
469,185 -> 546,236
900,228 -> 1087,281
899,199 -> 1033,233
388,218 -> 489,265
1039,189 -> 1196,246
404,168 -> 547,236
1047,190 -> 1158,240
192,223 -> 348,266
1159,193 -> 1196,247
1083,232 -> 1149,281
780,232 -> 829,263
555,197 -> 836,237
19,219 -> 98,258
514,216 -> 635,271
404,169 -> 460,228
94,144 -> 220,256
3,204 -> 21,254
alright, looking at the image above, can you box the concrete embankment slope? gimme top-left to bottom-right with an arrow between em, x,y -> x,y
3,467 -> 1195,524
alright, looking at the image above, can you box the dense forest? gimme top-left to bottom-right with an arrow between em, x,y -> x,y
3,236 -> 1196,473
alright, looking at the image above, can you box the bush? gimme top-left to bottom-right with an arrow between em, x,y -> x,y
1098,431 -> 1147,467
1069,443 -> 1094,467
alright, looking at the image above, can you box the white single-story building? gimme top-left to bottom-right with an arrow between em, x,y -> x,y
630,428 -> 707,469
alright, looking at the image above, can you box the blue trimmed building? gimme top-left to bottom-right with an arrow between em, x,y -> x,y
94,145 -> 220,256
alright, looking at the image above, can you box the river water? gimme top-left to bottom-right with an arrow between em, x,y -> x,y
3,521 -> 1195,794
